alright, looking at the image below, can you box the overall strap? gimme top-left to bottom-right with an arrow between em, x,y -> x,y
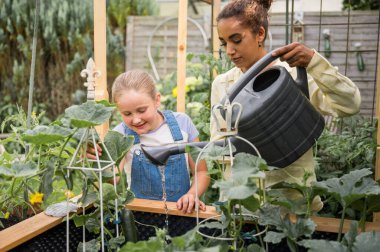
122,123 -> 140,144
162,110 -> 183,141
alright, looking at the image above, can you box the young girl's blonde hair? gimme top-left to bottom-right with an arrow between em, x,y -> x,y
112,69 -> 157,103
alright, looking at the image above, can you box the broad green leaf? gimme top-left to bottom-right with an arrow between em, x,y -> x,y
212,153 -> 266,200
267,189 -> 310,216
21,125 -> 72,145
245,244 -> 266,252
0,165 -> 14,176
232,153 -> 268,172
77,239 -> 100,252
257,204 -> 315,240
103,130 -> 134,166
300,230 -> 380,252
108,236 -> 126,250
264,231 -> 286,244
0,161 -> 38,177
213,178 -> 257,200
342,221 -> 358,248
268,182 -> 325,215
352,231 -> 380,251
366,194 -> 380,212
96,99 -> 115,107
101,183 -> 117,202
65,101 -> 115,128
300,239 -> 347,252
313,169 -> 380,207
80,191 -> 98,207
240,195 -> 261,212
119,239 -> 163,251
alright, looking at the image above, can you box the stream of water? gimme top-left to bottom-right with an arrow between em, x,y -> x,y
158,165 -> 169,232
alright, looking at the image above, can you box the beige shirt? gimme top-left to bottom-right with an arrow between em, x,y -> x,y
210,50 -> 361,209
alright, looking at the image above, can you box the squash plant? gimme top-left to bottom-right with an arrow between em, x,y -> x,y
0,100 -> 135,250
117,141 -> 380,251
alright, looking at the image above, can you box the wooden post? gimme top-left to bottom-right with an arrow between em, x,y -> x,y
374,36 -> 380,223
93,0 -> 109,139
212,0 -> 221,58
176,0 -> 188,113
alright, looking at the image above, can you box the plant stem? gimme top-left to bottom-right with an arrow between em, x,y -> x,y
286,238 -> 299,252
337,206 -> 346,241
359,198 -> 367,232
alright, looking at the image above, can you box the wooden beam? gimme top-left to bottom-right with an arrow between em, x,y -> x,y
199,0 -> 212,4
374,33 -> 380,223
212,0 -> 221,58
2,198 -> 380,251
93,0 -> 109,140
176,0 -> 188,113
0,212 -> 62,251
126,198 -> 218,219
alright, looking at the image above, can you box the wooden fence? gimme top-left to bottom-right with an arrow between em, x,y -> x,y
126,11 -> 379,117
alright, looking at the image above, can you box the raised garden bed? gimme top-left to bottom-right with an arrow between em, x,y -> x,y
2,198 -> 380,251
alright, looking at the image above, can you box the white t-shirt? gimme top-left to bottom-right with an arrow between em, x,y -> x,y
113,111 -> 199,187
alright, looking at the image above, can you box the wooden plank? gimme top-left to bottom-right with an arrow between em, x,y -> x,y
126,198 -> 218,219
374,36 -> 380,222
312,216 -> 380,233
212,0 -> 221,58
126,16 -> 134,71
0,212 -> 63,251
176,0 -> 188,113
287,215 -> 380,233
93,0 -> 109,140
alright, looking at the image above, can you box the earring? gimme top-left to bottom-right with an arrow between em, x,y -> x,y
258,42 -> 262,47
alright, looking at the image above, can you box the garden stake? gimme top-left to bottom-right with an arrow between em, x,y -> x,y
64,58 -> 119,252
194,95 -> 268,244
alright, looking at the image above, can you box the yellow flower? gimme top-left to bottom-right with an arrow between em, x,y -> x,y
31,111 -> 37,119
65,190 -> 75,199
172,86 -> 178,97
29,192 -> 44,205
4,212 -> 10,219
172,85 -> 190,98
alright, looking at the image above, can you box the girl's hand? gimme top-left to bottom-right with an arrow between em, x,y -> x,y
272,42 -> 314,68
86,143 -> 103,160
176,193 -> 206,214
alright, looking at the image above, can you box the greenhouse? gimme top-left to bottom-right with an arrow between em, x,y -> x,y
1,0 -> 380,251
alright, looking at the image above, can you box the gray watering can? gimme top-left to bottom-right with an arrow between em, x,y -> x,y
141,50 -> 325,168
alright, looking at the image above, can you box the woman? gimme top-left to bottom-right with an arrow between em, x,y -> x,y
210,0 -> 361,211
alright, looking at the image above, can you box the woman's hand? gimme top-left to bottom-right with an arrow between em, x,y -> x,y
86,143 -> 103,160
176,193 -> 206,214
272,42 -> 314,68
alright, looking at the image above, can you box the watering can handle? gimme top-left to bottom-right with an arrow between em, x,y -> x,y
227,50 -> 309,101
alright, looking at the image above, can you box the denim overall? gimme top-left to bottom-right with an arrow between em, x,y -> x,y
123,110 -> 190,202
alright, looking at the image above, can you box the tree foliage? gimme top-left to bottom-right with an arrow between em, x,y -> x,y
342,0 -> 379,10
0,0 -> 158,120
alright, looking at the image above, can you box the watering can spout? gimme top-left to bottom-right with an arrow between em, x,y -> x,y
141,141 -> 225,166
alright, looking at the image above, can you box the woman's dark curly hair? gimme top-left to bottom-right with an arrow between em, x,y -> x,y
217,0 -> 273,40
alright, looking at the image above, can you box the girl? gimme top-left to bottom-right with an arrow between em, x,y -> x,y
90,69 -> 210,214
211,0 -> 361,211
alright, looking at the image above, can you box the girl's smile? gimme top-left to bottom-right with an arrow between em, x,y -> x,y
117,89 -> 163,135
